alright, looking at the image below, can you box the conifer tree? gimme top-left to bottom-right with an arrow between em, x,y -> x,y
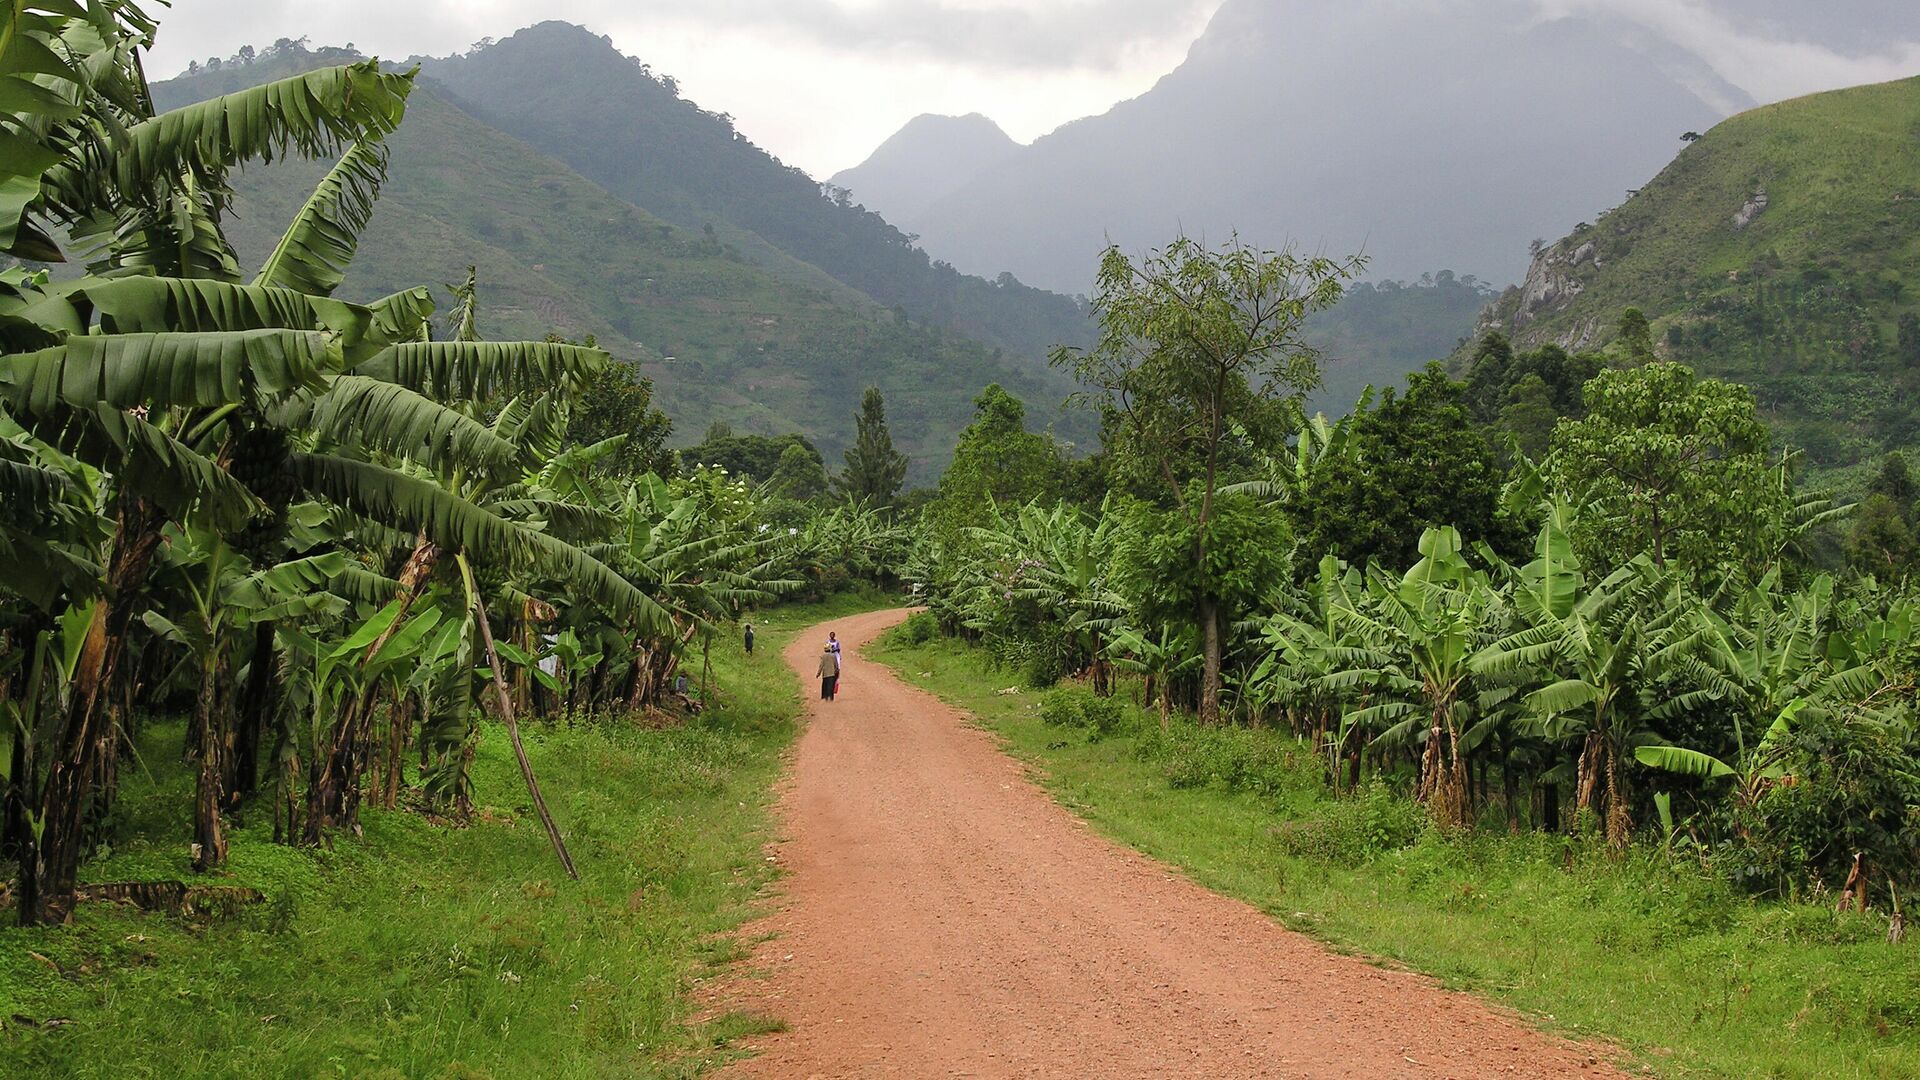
838,386 -> 910,506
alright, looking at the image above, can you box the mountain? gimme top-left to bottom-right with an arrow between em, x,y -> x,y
829,114 -> 1021,228
416,23 -> 1090,360
1309,273 -> 1496,412
151,46 -> 1084,483
884,0 -> 1750,295
1473,75 -> 1920,469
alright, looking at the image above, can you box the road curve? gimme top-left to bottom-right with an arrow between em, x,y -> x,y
720,607 -> 1625,1079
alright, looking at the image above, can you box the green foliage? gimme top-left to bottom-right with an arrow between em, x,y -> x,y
1274,778 -> 1427,862
896,610 -> 938,645
1718,709 -> 1920,898
682,426 -> 823,486
1289,363 -> 1512,570
1038,685 -> 1125,739
932,384 -> 1065,519
1547,362 -> 1791,576
1112,493 -> 1290,632
562,361 -> 676,477
836,386 -> 909,506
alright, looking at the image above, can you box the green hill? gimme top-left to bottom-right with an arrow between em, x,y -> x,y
1476,75 -> 1920,468
152,47 -> 1084,482
418,22 -> 1092,363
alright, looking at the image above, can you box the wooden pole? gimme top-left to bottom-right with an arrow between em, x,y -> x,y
460,555 -> 579,880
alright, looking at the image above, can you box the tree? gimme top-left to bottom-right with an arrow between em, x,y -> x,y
1475,511 -> 1701,850
1462,332 -> 1516,423
837,386 -> 908,506
564,361 -> 675,477
932,384 -> 1063,523
1614,308 -> 1657,365
1054,237 -> 1360,723
1290,365 -> 1508,571
1331,527 -> 1497,829
768,441 -> 829,501
1547,363 -> 1790,578
1498,373 -> 1560,460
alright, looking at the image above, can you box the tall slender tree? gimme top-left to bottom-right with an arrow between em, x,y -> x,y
837,386 -> 909,506
1053,236 -> 1360,724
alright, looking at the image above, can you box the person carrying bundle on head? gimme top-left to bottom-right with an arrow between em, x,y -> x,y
817,645 -> 840,700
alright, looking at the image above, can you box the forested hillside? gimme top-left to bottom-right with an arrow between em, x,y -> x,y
419,22 -> 1091,362
1477,75 -> 1920,469
150,45 -> 1081,480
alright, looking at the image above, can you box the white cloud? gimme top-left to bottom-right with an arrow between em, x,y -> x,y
145,1 -> 1920,178
147,0 -> 1223,176
1536,0 -> 1920,102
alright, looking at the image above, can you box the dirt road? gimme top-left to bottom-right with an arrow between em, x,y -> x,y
722,609 -> 1624,1078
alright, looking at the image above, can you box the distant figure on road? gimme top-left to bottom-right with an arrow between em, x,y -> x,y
743,621 -> 755,656
817,645 -> 840,700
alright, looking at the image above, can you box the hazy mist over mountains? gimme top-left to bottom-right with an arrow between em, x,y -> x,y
833,0 -> 1919,294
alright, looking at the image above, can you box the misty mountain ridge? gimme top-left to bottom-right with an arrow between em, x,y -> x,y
416,22 -> 1090,363
854,0 -> 1757,295
829,113 -> 1021,227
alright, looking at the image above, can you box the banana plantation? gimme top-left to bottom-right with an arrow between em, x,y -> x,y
0,1 -> 905,929
911,243 -> 1920,906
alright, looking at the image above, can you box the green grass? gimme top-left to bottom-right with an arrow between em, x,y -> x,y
872,631 -> 1920,1080
0,590 -> 893,1079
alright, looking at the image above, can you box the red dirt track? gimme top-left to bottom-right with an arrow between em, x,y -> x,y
722,608 -> 1626,1078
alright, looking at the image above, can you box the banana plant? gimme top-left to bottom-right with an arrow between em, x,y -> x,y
1327,527 -> 1499,829
1474,521 -> 1704,850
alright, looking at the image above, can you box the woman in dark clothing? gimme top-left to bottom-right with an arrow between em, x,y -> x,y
817,646 -> 840,700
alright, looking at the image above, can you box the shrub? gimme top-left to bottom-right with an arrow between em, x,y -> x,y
1274,779 -> 1426,863
1715,710 -> 1920,901
1039,685 -> 1093,728
897,611 -> 938,646
1082,695 -> 1124,741
1020,649 -> 1067,690
1149,721 -> 1320,796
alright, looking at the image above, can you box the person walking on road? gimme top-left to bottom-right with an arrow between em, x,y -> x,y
817,645 -> 840,700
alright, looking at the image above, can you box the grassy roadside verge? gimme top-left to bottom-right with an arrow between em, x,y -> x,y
0,590 -> 891,1080
872,629 -> 1920,1080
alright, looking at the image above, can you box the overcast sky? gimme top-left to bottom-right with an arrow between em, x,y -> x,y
148,1 -> 1920,178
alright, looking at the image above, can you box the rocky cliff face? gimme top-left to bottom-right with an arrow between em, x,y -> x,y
1483,233 -> 1608,350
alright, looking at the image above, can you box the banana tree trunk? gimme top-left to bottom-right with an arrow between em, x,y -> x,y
231,620 -> 277,803
460,556 -> 578,879
306,536 -> 438,843
22,495 -> 165,926
191,649 -> 228,872
1604,734 -> 1631,853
